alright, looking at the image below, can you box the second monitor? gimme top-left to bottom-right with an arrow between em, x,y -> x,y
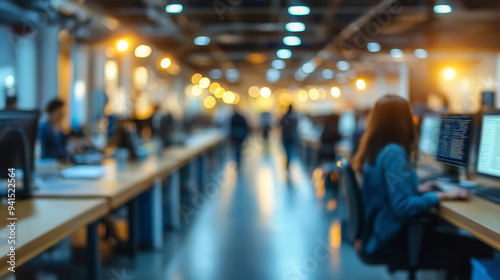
436,114 -> 472,168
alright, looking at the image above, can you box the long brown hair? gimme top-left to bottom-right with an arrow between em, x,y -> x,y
352,95 -> 417,172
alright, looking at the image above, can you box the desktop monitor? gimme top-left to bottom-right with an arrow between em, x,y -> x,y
0,110 -> 40,198
418,113 -> 441,157
436,114 -> 472,168
476,113 -> 500,178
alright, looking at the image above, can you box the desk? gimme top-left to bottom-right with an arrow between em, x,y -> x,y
436,195 -> 500,251
0,198 -> 107,277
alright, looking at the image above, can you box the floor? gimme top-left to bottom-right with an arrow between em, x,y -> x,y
101,135 -> 405,280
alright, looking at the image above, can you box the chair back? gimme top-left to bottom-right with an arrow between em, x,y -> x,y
338,158 -> 364,243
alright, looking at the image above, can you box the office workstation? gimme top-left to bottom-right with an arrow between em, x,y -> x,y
1,0 -> 500,280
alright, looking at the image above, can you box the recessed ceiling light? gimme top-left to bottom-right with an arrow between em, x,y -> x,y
414,49 -> 427,59
194,36 -> 210,46
226,69 -> 239,83
367,42 -> 381,52
209,69 -> 223,79
271,60 -> 286,69
165,4 -> 183,13
266,69 -> 280,83
283,36 -> 301,46
322,69 -> 334,79
276,49 -> 292,59
433,5 -> 452,14
390,49 -> 404,58
302,61 -> 316,74
288,6 -> 310,16
285,22 -> 305,32
337,61 -> 350,71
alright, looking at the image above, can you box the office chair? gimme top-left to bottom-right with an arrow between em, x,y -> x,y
338,158 -> 443,280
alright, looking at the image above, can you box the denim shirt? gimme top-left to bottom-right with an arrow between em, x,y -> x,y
361,143 -> 439,254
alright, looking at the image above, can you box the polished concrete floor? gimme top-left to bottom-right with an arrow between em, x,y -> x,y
101,135 -> 407,280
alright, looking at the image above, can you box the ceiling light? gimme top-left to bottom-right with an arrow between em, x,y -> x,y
295,71 -> 306,81
308,88 -> 319,101
160,58 -> 172,69
192,85 -> 203,96
248,86 -> 260,98
283,36 -> 301,46
322,69 -> 334,79
222,91 -> 236,104
260,87 -> 271,98
271,60 -> 286,69
288,6 -> 310,16
285,22 -> 305,32
191,73 -> 202,84
434,5 -> 452,14
298,90 -> 308,102
166,4 -> 183,13
414,49 -> 427,59
204,96 -> 216,109
226,69 -> 239,83
337,61 -> 350,71
209,82 -> 221,94
5,75 -> 15,88
135,45 -> 152,58
302,61 -> 316,74
331,87 -> 341,98
443,67 -> 455,80
117,39 -> 128,52
209,69 -> 223,79
367,42 -> 381,52
356,79 -> 366,90
277,49 -> 292,59
390,49 -> 404,58
266,69 -> 280,83
194,36 -> 210,46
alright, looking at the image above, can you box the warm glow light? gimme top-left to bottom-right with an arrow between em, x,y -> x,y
233,93 -> 240,104
214,87 -> 225,98
192,85 -> 203,96
134,45 -> 152,58
191,73 -> 202,84
223,91 -> 236,104
199,77 -> 210,89
160,58 -> 172,69
105,60 -> 117,80
298,90 -> 308,102
331,87 -> 341,98
117,39 -> 129,52
248,86 -> 260,97
204,96 -> 216,109
443,67 -> 455,80
260,87 -> 271,98
308,88 -> 319,100
356,79 -> 366,90
209,82 -> 221,94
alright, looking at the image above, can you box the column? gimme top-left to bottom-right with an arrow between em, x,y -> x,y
399,62 -> 409,99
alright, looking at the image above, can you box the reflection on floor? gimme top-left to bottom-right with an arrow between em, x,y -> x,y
101,135 -> 406,280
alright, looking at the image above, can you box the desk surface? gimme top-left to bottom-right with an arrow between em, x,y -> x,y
0,198 -> 107,276
32,130 -> 226,209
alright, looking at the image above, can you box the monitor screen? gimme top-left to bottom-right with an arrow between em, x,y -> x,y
476,114 -> 500,178
436,115 -> 472,168
419,114 -> 441,157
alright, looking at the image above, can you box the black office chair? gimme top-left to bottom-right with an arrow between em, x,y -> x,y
338,158 -> 441,280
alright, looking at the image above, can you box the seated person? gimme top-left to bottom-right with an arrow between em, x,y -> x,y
351,95 -> 492,280
319,114 -> 341,162
39,99 -> 68,159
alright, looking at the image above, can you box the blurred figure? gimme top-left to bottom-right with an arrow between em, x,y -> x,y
260,111 -> 272,142
351,109 -> 369,156
352,95 -> 492,280
280,105 -> 298,170
39,99 -> 68,159
5,94 -> 18,110
230,108 -> 248,167
319,114 -> 341,163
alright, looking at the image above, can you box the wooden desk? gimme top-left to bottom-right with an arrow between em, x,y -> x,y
0,198 -> 107,277
436,195 -> 500,251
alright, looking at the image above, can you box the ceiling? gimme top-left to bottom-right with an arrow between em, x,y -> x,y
3,0 -> 500,85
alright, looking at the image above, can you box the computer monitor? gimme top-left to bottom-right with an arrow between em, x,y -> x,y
419,113 -> 441,157
436,114 -> 472,168
0,110 -> 40,198
476,113 -> 500,178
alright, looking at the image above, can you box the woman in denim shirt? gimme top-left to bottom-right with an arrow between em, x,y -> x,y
352,95 -> 491,280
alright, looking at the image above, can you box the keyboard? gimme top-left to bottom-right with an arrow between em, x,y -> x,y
471,186 -> 500,205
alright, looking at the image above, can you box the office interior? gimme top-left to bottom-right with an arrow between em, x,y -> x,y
0,0 -> 500,279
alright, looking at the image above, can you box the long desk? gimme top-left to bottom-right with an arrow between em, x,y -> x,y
0,198 -> 108,277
